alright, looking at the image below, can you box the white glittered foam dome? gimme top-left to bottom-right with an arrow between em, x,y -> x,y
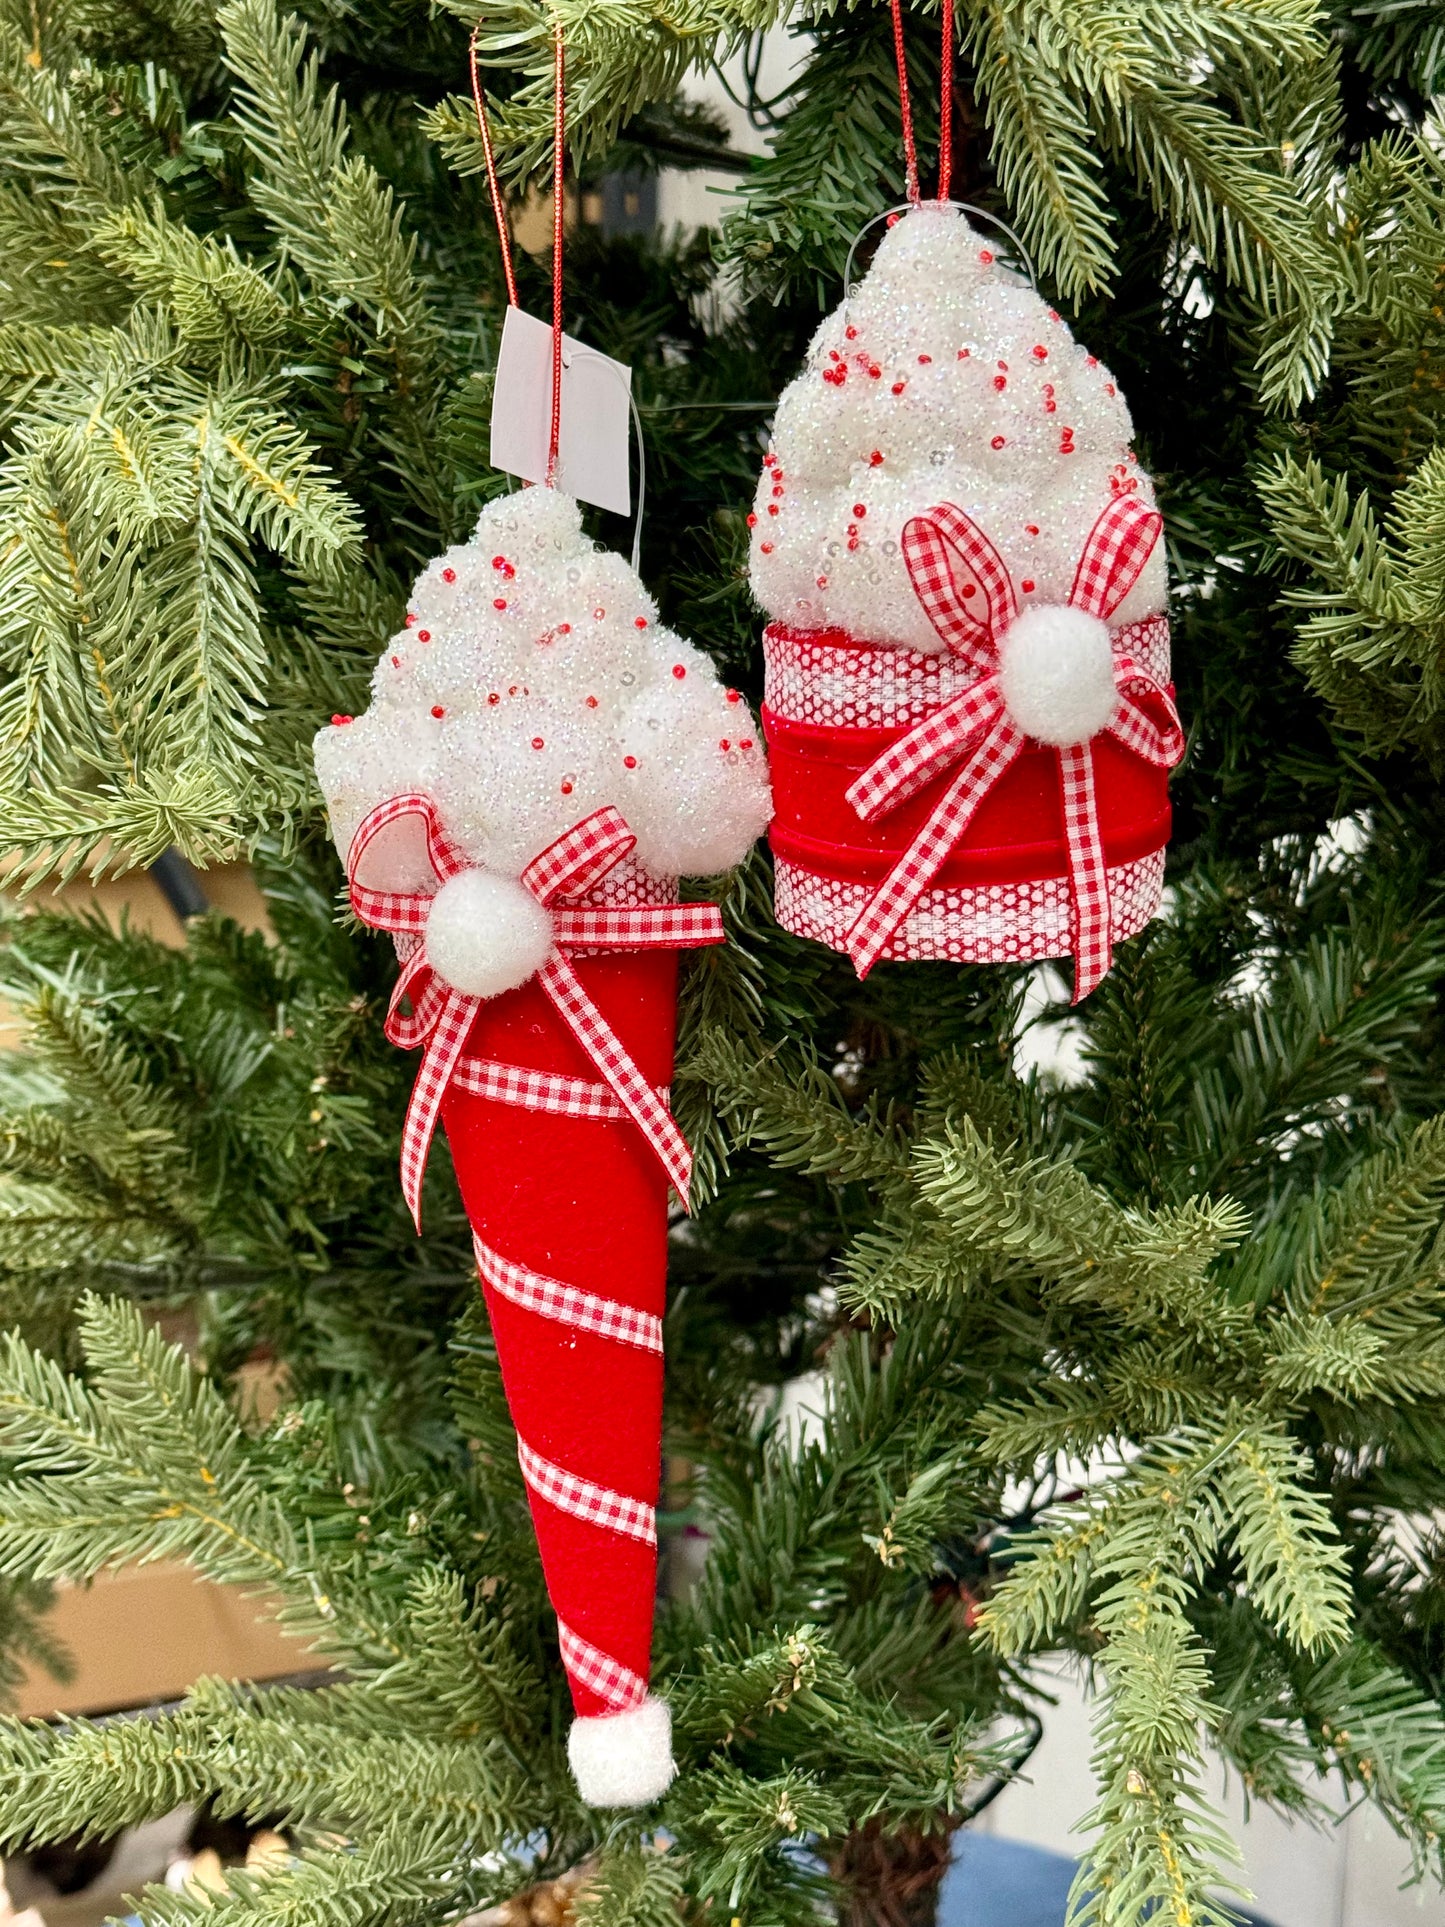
315,489 -> 772,893
749,203 -> 1166,652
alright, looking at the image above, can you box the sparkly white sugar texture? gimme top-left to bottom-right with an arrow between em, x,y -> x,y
315,490 -> 771,892
749,203 -> 1166,652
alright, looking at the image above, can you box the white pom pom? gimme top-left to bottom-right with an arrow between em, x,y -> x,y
568,1697 -> 675,1807
424,869 -> 553,998
996,604 -> 1117,746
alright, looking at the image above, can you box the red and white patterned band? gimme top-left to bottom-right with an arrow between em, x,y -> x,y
517,1437 -> 657,1547
827,497 -> 1184,1000
558,1617 -> 649,1713
474,1222 -> 665,1714
474,1231 -> 664,1354
348,796 -> 724,1227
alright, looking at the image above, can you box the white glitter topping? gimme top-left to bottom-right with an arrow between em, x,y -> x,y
749,203 -> 1166,652
315,489 -> 771,890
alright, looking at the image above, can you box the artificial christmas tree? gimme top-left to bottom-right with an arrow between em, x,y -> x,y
0,2 -> 1444,1927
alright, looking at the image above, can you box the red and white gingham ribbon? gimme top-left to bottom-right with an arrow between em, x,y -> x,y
348,796 -> 724,1227
558,1617 -> 648,1713
843,496 -> 1184,1001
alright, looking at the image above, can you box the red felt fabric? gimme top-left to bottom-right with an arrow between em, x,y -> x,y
441,950 -> 677,1718
763,701 -> 1173,887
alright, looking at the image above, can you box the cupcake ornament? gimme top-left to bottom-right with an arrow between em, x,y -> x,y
752,202 -> 1184,998
316,486 -> 770,1807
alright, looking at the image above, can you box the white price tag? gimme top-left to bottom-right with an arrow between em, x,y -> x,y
489,306 -> 633,517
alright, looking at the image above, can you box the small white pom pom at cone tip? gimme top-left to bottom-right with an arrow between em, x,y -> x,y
568,1696 -> 676,1808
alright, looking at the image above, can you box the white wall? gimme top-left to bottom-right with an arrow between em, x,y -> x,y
975,1657 -> 1444,1927
655,34 -> 802,234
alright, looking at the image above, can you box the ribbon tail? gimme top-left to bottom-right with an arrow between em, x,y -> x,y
536,951 -> 695,1209
1058,743 -> 1112,1004
399,985 -> 477,1231
844,719 -> 1026,979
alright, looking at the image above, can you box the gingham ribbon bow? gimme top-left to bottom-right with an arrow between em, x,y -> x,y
843,495 -> 1184,1000
348,796 -> 724,1227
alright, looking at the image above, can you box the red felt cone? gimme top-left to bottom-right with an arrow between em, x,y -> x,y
441,944 -> 678,1807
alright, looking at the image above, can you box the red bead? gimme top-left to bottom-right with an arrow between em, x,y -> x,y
1026,523 -> 1040,535
417,629 -> 430,641
918,354 -> 932,365
1044,401 -> 1057,413
719,739 -> 730,751
593,607 -> 605,619
760,541 -> 773,553
493,598 -> 506,610
891,381 -> 906,394
979,249 -> 994,263
560,781 -> 573,795
672,664 -> 686,679
442,567 -> 456,582
747,512 -> 757,527
726,689 -> 741,703
585,695 -> 598,708
740,738 -> 754,750
998,360 -> 1008,370
559,622 -> 571,634
847,537 -> 859,551
853,503 -> 867,517
391,654 -> 400,666
623,755 -> 637,769
492,555 -> 507,569
816,575 -> 828,588
845,325 -> 858,339
772,485 -> 784,498
635,616 -> 648,629
1021,580 -> 1035,594
991,436 -> 1006,449
962,583 -> 977,598
1032,345 -> 1047,360
869,450 -> 884,465
431,705 -> 445,718
404,612 -> 417,627
531,736 -> 544,749
867,365 -> 882,379
1105,383 -> 1116,396
488,692 -> 500,704
768,503 -> 779,515
1086,355 -> 1098,368
331,713 -> 351,725
993,376 -> 1007,391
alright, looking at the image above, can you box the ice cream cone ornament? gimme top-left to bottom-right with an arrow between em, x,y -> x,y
750,2 -> 1183,999
316,42 -> 771,1808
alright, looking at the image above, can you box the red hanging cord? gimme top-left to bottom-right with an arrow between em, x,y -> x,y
938,0 -> 954,202
888,0 -> 920,205
547,22 -> 565,484
468,25 -> 519,308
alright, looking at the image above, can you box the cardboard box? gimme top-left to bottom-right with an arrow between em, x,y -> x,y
14,1561 -> 311,1720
